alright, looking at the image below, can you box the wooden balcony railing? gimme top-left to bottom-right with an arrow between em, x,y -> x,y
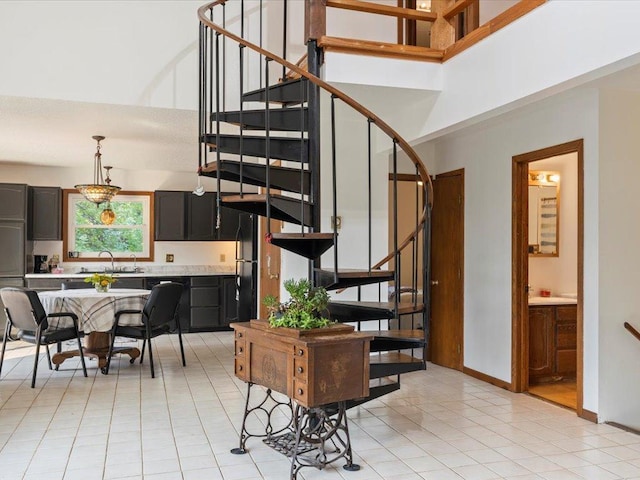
306,0 -> 547,62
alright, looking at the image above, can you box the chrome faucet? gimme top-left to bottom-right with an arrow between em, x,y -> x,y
99,250 -> 115,272
130,253 -> 137,272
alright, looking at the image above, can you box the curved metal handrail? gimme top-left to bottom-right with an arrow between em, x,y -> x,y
198,0 -> 433,273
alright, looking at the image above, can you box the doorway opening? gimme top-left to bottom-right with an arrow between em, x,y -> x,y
512,140 -> 584,415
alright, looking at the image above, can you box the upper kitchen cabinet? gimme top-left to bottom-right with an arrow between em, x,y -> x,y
187,192 -> 217,241
154,191 -> 186,241
155,190 -> 240,241
0,184 -> 27,221
28,186 -> 61,240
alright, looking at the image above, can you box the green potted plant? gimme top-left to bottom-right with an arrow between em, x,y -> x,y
263,278 -> 332,329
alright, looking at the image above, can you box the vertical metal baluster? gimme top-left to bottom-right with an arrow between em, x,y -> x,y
259,0 -> 263,89
222,2 -> 226,113
414,164 -> 419,305
299,77 -> 306,233
215,32 -> 222,230
282,0 -> 288,81
367,119 -> 372,275
331,95 -> 338,282
393,140 -> 399,318
239,0 -> 245,196
265,58 -> 272,233
239,44 -> 245,197
198,23 -> 204,170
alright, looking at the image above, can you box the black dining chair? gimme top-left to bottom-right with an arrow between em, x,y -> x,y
0,287 -> 87,388
104,282 -> 185,378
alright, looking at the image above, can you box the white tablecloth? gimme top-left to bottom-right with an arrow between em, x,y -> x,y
38,288 -> 151,334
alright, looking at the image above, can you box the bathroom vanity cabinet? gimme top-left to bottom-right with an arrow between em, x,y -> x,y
528,304 -> 577,383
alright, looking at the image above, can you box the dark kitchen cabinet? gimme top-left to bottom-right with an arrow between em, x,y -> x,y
190,276 -> 221,330
154,190 -> 245,241
187,193 -> 217,240
0,223 -> 26,277
28,186 -> 61,240
0,184 -> 27,221
154,191 -> 186,241
223,275 -> 238,324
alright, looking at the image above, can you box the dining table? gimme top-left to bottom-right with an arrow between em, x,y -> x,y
38,288 -> 151,372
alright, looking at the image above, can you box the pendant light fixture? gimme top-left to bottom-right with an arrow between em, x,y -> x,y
75,135 -> 121,205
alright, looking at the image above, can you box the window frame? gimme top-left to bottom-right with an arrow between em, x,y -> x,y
62,190 -> 155,262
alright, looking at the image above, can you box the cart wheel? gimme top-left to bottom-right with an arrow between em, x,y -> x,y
130,358 -> 136,364
100,367 -> 108,375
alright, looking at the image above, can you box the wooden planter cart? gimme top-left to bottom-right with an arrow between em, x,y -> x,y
230,320 -> 373,479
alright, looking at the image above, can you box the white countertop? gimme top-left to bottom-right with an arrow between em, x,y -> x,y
25,264 -> 235,279
528,296 -> 577,306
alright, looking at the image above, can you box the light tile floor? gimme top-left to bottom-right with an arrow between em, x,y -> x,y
0,332 -> 639,480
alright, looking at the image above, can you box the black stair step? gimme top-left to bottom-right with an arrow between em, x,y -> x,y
315,268 -> 395,291
369,330 -> 426,352
212,107 -> 308,131
267,232 -> 335,259
328,301 -> 424,322
243,78 -> 308,105
369,352 -> 425,379
203,134 -> 308,163
346,379 -> 400,409
200,160 -> 310,195
222,194 -> 314,227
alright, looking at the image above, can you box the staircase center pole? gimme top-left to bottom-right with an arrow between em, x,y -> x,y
307,40 -> 322,284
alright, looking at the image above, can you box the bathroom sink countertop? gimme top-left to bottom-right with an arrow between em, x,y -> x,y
528,296 -> 577,305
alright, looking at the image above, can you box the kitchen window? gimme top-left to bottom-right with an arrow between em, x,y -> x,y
63,190 -> 154,262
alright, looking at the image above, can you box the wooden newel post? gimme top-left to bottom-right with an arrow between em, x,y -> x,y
305,0 -> 326,43
430,0 -> 456,50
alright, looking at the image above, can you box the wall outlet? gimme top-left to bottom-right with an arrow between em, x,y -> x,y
220,253 -> 226,262
166,254 -> 174,263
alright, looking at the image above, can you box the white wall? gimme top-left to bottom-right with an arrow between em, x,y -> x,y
528,153 -> 578,297
431,88 -> 599,413
0,1 -> 204,110
598,89 -> 640,429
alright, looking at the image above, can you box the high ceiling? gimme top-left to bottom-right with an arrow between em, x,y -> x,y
0,95 -> 199,174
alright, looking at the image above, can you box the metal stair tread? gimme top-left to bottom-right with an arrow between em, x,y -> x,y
369,351 -> 423,364
243,78 -> 308,105
329,300 -> 424,316
212,107 -> 308,131
267,232 -> 336,259
200,159 -> 310,194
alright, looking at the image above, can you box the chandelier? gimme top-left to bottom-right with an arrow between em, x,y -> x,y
75,135 -> 121,205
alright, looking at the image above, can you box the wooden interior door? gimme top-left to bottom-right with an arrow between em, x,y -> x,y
259,217 -> 281,319
429,169 -> 464,370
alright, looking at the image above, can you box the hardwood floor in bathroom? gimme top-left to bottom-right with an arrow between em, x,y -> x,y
528,379 -> 577,410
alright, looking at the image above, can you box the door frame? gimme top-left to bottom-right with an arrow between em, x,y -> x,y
512,139 -> 584,416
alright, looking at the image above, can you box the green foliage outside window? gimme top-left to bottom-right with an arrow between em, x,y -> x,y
74,199 -> 144,253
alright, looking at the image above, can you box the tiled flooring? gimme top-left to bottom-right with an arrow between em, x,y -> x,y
0,332 -> 639,480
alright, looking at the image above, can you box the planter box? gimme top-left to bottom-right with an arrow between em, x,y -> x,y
231,320 -> 372,408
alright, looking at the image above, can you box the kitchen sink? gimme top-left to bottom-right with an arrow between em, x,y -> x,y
79,267 -> 144,274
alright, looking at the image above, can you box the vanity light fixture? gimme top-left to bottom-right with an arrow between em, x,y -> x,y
529,171 -> 560,185
75,135 -> 121,205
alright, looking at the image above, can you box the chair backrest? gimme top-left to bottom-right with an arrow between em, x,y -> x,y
143,282 -> 183,328
61,281 -> 88,290
0,288 -> 47,331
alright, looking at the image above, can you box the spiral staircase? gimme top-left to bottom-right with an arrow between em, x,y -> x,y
197,0 -> 433,407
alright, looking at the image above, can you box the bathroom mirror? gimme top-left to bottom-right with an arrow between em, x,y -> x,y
528,170 -> 560,257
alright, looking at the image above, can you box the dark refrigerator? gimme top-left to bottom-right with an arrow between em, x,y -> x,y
234,213 -> 258,322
